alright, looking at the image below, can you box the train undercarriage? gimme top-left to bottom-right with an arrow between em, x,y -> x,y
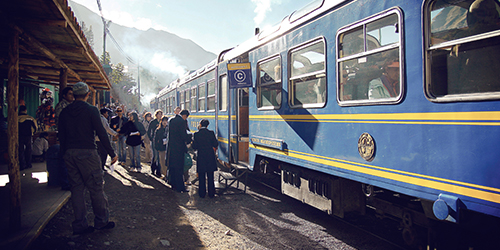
252,156 -> 500,249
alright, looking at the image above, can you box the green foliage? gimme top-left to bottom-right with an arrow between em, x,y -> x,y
100,51 -> 111,66
99,52 -> 143,110
110,63 -> 141,110
81,22 -> 94,49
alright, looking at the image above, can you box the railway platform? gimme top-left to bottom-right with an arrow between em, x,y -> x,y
0,161 -> 70,250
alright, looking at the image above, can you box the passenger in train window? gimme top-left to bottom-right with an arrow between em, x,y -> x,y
368,57 -> 400,99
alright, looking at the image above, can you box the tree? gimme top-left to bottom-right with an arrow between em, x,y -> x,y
81,21 -> 94,49
100,51 -> 111,66
110,63 -> 141,109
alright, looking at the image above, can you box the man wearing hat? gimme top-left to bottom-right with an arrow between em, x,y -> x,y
96,107 -> 118,170
58,82 -> 118,235
166,109 -> 192,192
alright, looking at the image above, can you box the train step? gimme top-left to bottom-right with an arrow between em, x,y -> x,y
217,162 -> 249,194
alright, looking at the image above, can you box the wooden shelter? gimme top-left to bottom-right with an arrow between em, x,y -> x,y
0,0 -> 111,90
0,0 -> 111,230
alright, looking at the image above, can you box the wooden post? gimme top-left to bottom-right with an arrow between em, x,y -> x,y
91,87 -> 96,106
59,67 -> 67,99
7,29 -> 21,230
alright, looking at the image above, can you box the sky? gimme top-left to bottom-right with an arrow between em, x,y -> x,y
71,0 -> 314,54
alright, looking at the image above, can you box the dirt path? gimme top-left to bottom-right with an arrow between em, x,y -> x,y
32,161 -> 264,250
32,157 -> 399,250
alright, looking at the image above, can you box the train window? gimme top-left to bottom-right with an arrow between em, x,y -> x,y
191,87 -> 197,112
289,39 -> 326,108
198,83 -> 206,112
425,0 -> 500,101
257,56 -> 282,109
208,80 -> 216,111
170,96 -> 175,113
179,91 -> 185,110
219,75 -> 228,111
166,97 -> 170,114
337,10 -> 403,106
185,90 -> 190,111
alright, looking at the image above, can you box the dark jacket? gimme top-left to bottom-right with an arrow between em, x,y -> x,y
18,114 -> 37,137
110,115 -> 129,133
192,127 -> 218,173
119,121 -> 146,147
148,119 -> 160,141
153,126 -> 167,151
166,115 -> 192,167
58,100 -> 115,158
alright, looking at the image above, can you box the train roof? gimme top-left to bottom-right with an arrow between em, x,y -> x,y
221,0 -> 348,62
154,0 -> 348,100
180,59 -> 217,84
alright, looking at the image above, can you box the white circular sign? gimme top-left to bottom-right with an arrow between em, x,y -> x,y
235,70 -> 246,83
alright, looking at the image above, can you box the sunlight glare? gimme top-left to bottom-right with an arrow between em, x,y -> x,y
32,172 -> 48,184
0,174 -> 9,187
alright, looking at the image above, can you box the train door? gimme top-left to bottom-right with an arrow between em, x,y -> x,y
216,69 -> 230,163
230,88 -> 249,164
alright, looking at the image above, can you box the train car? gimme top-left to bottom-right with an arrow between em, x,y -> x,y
180,60 -> 218,132
149,96 -> 158,111
202,0 -> 500,247
157,79 -> 178,115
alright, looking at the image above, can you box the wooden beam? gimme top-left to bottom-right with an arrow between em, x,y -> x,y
20,56 -> 94,70
52,0 -> 111,89
19,57 -> 54,68
59,67 -> 67,94
45,44 -> 85,56
21,19 -> 68,28
7,28 -> 21,230
14,25 -> 83,82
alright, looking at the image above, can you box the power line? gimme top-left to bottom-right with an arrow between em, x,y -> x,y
95,0 -> 136,65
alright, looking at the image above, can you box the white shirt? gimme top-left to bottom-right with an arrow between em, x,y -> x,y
32,137 -> 49,156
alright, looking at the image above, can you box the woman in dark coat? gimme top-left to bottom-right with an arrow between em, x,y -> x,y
153,116 -> 169,178
191,119 -> 218,198
166,110 -> 192,192
119,112 -> 146,172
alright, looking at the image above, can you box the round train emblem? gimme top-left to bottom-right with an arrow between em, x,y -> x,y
358,133 -> 375,162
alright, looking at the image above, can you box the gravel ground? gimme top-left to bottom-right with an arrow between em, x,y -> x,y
31,153 -> 403,250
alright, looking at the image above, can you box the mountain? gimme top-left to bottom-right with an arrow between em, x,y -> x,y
68,1 -> 217,102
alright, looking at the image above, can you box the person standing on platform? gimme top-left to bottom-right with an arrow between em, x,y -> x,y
110,106 -> 128,165
119,112 -> 146,172
18,105 -> 37,170
148,110 -> 163,176
166,109 -> 191,192
96,108 -> 118,170
54,86 -> 74,126
142,112 -> 153,163
153,116 -> 169,179
192,119 -> 218,198
58,82 -> 117,235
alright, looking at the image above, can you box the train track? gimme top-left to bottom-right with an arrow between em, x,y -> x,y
246,173 -> 410,250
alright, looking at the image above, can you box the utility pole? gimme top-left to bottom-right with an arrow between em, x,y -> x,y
102,20 -> 111,62
137,61 -> 140,105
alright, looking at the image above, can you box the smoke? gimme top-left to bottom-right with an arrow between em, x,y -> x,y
118,35 -> 188,107
150,52 -> 188,77
252,0 -> 273,27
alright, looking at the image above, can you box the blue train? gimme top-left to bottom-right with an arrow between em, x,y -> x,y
153,0 -> 500,246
